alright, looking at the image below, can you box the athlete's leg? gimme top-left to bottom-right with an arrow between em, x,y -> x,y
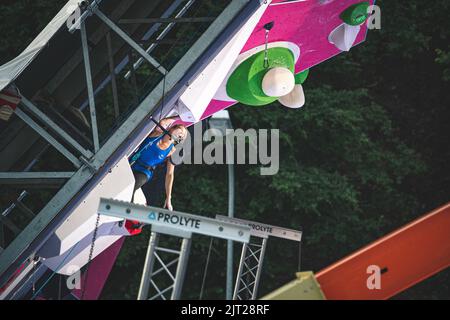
132,171 -> 149,202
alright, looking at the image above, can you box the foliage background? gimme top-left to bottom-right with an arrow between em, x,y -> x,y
0,0 -> 448,299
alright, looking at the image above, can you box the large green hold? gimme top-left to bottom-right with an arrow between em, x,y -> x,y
226,47 -> 295,106
340,1 -> 370,26
295,69 -> 309,84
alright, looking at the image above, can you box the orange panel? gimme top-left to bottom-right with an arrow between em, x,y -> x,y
315,203 -> 450,299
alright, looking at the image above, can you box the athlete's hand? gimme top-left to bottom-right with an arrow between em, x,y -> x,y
164,198 -> 173,211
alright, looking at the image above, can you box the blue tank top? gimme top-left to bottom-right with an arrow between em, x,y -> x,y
131,135 -> 174,180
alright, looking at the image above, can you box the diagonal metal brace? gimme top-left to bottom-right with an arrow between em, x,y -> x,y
94,8 -> 167,75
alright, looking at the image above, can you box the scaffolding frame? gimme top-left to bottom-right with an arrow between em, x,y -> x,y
97,198 -> 251,300
0,0 -> 258,289
215,215 -> 302,300
137,231 -> 192,300
234,237 -> 268,300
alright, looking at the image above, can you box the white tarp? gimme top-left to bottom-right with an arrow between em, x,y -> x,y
0,0 -> 80,91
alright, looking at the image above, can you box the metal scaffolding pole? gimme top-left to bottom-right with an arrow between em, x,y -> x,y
118,17 -> 215,24
138,232 -> 192,300
171,237 -> 191,299
94,8 -> 167,75
15,108 -> 82,168
124,0 -> 195,79
80,22 -> 100,152
226,162 -> 235,300
137,232 -> 159,300
216,215 -> 302,300
105,32 -> 120,119
20,96 -> 93,159
233,238 -> 268,300
0,0 -> 256,290
0,172 -> 74,186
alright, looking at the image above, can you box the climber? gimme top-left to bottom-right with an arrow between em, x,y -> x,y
130,116 -> 188,210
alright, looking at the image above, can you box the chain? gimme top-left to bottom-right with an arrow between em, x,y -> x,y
81,211 -> 101,300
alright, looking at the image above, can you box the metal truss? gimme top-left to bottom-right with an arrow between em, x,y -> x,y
138,232 -> 192,300
233,237 -> 268,300
99,198 -> 251,300
0,0 -> 258,291
216,215 -> 302,300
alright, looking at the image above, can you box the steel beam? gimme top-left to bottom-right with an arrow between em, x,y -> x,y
78,0 -> 175,107
5,263 -> 48,300
137,230 -> 192,300
139,39 -> 190,45
48,0 -> 139,94
15,108 -> 81,168
0,172 -> 74,186
80,22 -> 100,152
94,8 -> 167,75
0,259 -> 37,300
125,0 -> 195,79
0,215 -> 21,236
216,215 -> 302,241
137,232 -> 160,300
105,32 -> 120,119
171,237 -> 191,300
98,198 -> 251,243
119,17 -> 215,24
68,0 -> 103,33
0,0 -> 256,288
233,238 -> 268,300
20,96 -> 93,159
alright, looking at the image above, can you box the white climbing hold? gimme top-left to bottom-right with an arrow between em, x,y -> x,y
328,23 -> 361,52
262,67 -> 296,97
278,84 -> 305,109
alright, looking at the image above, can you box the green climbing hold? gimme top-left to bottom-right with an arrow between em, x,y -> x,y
340,1 -> 370,26
295,69 -> 309,84
226,47 -> 295,106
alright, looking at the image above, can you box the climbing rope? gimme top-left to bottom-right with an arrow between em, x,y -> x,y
199,238 -> 214,300
30,243 -> 78,300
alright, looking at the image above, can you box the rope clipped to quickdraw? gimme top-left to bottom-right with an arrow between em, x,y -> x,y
152,70 -> 183,145
263,21 -> 274,69
130,71 -> 179,165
